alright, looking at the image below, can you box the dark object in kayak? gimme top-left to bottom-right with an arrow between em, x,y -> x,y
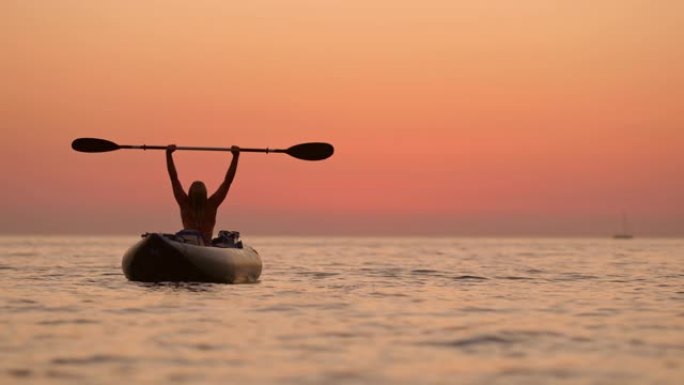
122,232 -> 262,283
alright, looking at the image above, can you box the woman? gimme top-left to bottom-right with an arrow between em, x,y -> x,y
166,144 -> 240,244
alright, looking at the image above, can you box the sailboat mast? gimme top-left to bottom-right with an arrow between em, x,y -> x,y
614,212 -> 634,239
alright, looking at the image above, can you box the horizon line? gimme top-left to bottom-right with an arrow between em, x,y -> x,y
0,232 -> 681,239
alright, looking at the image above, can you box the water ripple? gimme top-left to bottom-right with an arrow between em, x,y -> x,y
452,275 -> 488,280
423,334 -> 515,348
51,354 -> 134,365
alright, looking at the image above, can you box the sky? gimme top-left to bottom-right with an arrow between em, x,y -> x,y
1,0 -> 683,236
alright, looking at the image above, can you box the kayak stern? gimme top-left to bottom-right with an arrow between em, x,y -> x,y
122,233 -> 261,283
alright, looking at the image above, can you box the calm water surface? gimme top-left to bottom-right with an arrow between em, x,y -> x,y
0,236 -> 682,384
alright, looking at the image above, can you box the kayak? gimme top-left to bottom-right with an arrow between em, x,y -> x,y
122,232 -> 262,283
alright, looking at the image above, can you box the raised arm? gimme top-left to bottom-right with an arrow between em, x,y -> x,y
166,145 -> 188,205
209,146 -> 240,206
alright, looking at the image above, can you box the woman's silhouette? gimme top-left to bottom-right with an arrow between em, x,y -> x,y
166,145 -> 240,244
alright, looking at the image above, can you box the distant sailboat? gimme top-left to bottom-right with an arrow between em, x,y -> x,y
613,213 -> 634,239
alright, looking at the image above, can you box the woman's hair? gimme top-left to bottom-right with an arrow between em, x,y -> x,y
188,181 -> 208,210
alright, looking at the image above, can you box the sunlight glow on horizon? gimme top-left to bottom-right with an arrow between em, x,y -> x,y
1,0 -> 683,235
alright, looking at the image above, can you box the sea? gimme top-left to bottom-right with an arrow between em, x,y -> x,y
0,236 -> 682,385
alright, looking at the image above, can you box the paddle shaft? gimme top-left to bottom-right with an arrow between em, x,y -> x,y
119,145 -> 286,154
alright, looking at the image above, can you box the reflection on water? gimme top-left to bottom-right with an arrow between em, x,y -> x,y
0,236 -> 682,384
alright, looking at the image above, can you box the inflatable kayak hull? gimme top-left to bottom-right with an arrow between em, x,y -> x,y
122,233 -> 262,283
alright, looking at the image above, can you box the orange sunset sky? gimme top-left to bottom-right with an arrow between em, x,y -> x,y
1,1 -> 683,236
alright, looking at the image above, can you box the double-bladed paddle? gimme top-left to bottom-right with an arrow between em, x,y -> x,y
71,137 -> 334,161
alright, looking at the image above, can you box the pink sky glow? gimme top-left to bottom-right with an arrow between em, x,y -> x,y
1,1 -> 683,236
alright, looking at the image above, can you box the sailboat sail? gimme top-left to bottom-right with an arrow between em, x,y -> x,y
613,213 -> 633,239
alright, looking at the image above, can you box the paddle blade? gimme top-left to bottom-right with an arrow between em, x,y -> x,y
71,138 -> 120,153
286,142 -> 334,161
